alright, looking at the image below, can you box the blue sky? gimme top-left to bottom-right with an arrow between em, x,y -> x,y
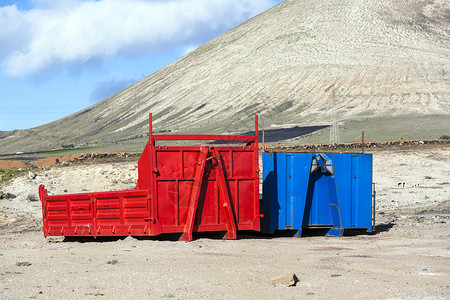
0,0 -> 283,131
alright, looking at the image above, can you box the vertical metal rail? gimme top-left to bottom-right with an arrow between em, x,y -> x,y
262,130 -> 265,150
362,131 -> 365,154
254,115 -> 260,230
39,185 -> 49,237
149,113 -> 158,234
372,182 -> 376,232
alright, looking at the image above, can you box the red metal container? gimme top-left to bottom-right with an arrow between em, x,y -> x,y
39,114 -> 260,241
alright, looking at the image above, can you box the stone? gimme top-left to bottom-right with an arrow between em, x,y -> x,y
28,171 -> 37,179
3,192 -> 17,199
271,272 -> 299,287
27,194 -> 38,202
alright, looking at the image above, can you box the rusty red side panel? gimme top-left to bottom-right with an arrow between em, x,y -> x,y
39,114 -> 260,240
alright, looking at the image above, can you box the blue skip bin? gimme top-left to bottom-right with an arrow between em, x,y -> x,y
262,152 -> 374,236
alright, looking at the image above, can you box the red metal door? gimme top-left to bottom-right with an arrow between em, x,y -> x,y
136,114 -> 260,240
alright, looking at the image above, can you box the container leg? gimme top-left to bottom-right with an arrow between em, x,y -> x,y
326,176 -> 343,237
294,229 -> 303,237
326,228 -> 344,237
222,203 -> 237,240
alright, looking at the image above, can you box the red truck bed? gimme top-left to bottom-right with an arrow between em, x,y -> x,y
39,114 -> 260,241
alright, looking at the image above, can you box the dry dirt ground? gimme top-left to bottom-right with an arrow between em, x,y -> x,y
0,147 -> 449,299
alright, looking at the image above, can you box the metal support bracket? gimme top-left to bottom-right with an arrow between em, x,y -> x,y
180,147 -> 209,241
311,153 -> 334,175
310,153 -> 343,237
211,148 -> 238,240
179,147 -> 238,241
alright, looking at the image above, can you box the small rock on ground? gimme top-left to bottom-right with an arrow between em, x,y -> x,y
27,194 -> 38,202
271,273 -> 299,287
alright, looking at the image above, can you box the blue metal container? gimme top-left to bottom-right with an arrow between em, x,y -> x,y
262,152 -> 373,236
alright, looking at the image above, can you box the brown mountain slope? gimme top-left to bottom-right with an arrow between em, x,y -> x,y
1,0 -> 449,154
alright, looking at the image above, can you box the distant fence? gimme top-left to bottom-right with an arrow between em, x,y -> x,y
265,139 -> 449,152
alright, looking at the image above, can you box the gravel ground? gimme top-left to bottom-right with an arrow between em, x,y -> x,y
0,147 -> 449,299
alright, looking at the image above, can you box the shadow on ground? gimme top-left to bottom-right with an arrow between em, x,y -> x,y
60,224 -> 395,243
211,125 -> 329,145
374,222 -> 396,234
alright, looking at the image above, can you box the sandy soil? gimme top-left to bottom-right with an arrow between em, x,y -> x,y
0,147 -> 449,299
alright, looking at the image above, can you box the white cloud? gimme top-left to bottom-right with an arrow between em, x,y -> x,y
0,0 -> 274,77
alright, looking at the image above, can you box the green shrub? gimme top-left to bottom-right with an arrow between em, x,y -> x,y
61,144 -> 75,149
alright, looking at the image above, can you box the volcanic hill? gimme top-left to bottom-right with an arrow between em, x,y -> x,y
1,0 -> 449,154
